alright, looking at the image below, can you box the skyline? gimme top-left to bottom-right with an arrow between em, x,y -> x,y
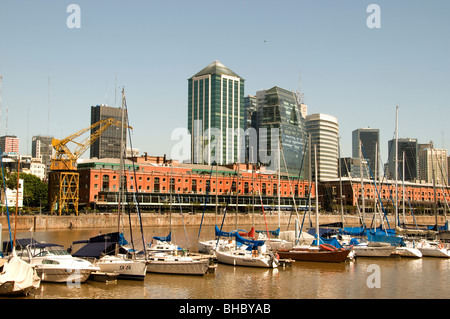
0,1 -> 449,165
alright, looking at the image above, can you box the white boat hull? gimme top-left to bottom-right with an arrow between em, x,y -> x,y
352,246 -> 395,257
147,260 -> 210,275
95,255 -> 147,280
418,247 -> 450,258
215,250 -> 278,268
393,247 -> 422,258
36,267 -> 94,283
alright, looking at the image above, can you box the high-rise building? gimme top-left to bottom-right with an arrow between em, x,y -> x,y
0,135 -> 19,154
305,113 -> 339,181
188,60 -> 245,165
253,86 -> 307,176
352,128 -> 380,179
32,135 -> 54,175
387,137 -> 419,181
419,145 -> 448,185
90,104 -> 128,159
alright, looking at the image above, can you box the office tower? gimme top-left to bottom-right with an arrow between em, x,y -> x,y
352,128 -> 380,179
305,113 -> 339,181
254,86 -> 307,176
419,146 -> 448,185
0,135 -> 19,154
188,60 -> 245,165
32,135 -> 54,174
387,138 -> 419,181
90,104 -> 127,159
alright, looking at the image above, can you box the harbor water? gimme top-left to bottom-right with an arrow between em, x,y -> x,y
2,225 -> 449,300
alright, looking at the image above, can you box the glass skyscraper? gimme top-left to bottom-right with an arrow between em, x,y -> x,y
188,60 -> 245,165
254,86 -> 307,177
90,104 -> 128,159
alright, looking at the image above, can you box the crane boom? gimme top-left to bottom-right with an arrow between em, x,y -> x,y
51,117 -> 132,171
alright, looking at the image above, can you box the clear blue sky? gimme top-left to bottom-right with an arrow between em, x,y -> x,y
1,0 -> 449,164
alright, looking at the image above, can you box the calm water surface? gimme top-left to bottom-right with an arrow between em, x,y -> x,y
2,225 -> 449,300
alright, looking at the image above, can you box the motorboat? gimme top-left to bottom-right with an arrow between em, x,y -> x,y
23,243 -> 100,283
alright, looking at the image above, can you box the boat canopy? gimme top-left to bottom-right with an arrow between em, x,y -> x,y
72,232 -> 129,258
235,233 -> 265,250
153,232 -> 171,242
2,238 -> 40,253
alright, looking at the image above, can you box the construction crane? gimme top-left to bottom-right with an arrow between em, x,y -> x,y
49,117 -> 132,215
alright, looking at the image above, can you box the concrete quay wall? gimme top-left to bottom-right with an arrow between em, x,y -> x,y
0,213 -> 445,231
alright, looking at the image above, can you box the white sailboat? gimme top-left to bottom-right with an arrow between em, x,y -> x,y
215,235 -> 279,269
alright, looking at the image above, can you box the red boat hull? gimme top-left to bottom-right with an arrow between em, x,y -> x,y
277,248 -> 351,263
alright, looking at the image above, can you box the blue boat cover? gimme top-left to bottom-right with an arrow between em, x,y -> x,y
215,225 -> 238,237
72,232 -> 129,258
235,232 -> 265,249
153,232 -> 171,242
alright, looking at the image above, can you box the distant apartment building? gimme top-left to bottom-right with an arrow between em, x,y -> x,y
32,135 -> 54,175
419,146 -> 448,185
188,60 -> 245,165
0,135 -> 19,154
90,104 -> 128,159
305,113 -> 339,181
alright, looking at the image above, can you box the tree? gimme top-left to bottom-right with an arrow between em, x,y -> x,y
7,172 -> 48,208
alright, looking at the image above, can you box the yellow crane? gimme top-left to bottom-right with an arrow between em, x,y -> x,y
49,118 -> 131,215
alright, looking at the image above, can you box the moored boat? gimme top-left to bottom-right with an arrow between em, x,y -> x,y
277,244 -> 352,263
24,243 -> 100,283
0,252 -> 41,296
147,252 -> 215,275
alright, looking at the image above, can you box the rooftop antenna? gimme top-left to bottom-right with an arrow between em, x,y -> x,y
0,75 -> 2,136
105,80 -> 109,105
5,106 -> 8,136
47,77 -> 50,136
297,72 -> 304,104
114,73 -> 117,107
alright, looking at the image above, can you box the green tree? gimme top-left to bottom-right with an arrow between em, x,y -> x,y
8,172 -> 48,208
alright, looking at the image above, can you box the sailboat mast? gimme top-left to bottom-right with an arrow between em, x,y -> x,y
118,88 -> 126,235
278,136 -> 281,229
395,105 -> 399,228
314,144 -> 319,245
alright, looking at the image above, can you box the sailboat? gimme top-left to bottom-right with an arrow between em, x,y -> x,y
277,145 -> 352,263
72,89 -> 147,280
146,174 -> 216,275
215,232 -> 279,268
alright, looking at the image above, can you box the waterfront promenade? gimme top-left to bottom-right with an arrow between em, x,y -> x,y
0,212 -> 445,231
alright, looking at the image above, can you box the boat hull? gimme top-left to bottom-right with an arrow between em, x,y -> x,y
418,248 -> 450,258
277,248 -> 351,263
95,256 -> 147,280
147,260 -> 211,275
352,246 -> 396,257
36,267 -> 94,283
392,247 -> 422,258
215,250 -> 278,268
